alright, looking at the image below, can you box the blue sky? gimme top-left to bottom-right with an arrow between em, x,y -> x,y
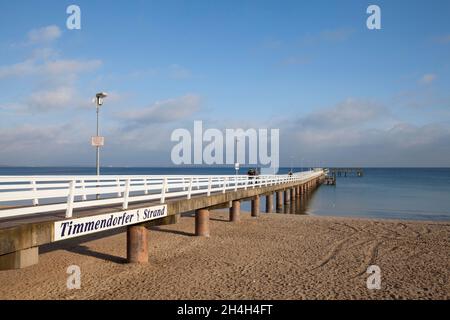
1,0 -> 450,167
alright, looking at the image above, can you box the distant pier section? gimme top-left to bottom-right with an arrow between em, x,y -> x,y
329,168 -> 364,177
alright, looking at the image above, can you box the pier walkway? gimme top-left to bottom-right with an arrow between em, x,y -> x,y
0,170 -> 324,269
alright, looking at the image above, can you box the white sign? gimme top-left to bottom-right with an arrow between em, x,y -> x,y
235,162 -> 240,171
91,136 -> 105,147
54,204 -> 167,241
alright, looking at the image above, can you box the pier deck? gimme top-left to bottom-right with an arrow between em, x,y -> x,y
0,171 -> 325,269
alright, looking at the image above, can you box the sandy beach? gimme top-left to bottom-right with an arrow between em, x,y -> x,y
0,210 -> 449,300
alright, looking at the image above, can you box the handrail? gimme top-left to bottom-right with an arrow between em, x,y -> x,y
0,170 -> 323,219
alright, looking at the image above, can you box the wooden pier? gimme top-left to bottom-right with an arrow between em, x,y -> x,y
0,170 -> 325,270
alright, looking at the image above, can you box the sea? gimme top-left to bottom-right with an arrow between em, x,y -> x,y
1,167 -> 449,221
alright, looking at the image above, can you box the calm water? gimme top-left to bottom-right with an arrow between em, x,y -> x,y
1,167 -> 449,221
308,168 -> 450,221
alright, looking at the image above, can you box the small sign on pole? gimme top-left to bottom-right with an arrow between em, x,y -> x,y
91,136 -> 105,147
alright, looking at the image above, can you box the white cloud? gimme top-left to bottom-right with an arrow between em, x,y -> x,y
0,60 -> 35,78
420,73 -> 437,85
0,26 -> 102,113
0,87 -> 90,113
26,87 -> 76,111
27,25 -> 62,44
299,98 -> 389,129
0,59 -> 102,79
119,94 -> 202,124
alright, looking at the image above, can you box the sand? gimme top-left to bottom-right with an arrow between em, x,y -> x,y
0,210 -> 449,300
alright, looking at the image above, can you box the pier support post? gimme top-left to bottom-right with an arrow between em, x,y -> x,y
127,224 -> 148,263
230,200 -> 240,222
276,191 -> 283,212
195,208 -> 210,237
284,189 -> 290,204
0,247 -> 39,270
291,188 -> 296,201
265,194 -> 273,213
251,195 -> 260,217
296,185 -> 300,196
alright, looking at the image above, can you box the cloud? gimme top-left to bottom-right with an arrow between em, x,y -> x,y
27,25 -> 62,44
0,58 -> 102,80
26,87 -> 76,111
0,122 -> 93,166
119,94 -> 202,124
0,56 -> 102,112
0,60 -> 35,78
393,84 -> 450,109
271,97 -> 450,166
168,64 -> 191,79
419,73 -> 437,85
2,97 -> 450,167
0,26 -> 102,113
0,87 -> 92,113
298,98 -> 389,130
0,25 -> 101,83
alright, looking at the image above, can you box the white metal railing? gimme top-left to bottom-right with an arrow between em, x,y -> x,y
0,170 -> 323,220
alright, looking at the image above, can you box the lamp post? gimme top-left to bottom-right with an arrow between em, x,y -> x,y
93,92 -> 107,176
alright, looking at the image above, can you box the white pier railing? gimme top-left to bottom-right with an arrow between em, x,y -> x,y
0,170 -> 323,220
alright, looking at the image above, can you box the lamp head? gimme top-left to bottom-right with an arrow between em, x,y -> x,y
95,92 -> 108,106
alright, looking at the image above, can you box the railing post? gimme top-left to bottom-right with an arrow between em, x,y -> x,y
65,179 -> 76,218
116,178 -> 122,197
31,180 -> 39,206
160,177 -> 167,204
222,177 -> 227,193
144,178 -> 148,195
234,176 -> 238,191
123,179 -> 131,210
207,177 -> 212,196
80,179 -> 87,201
187,177 -> 193,199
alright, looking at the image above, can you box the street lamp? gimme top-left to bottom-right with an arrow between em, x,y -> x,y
93,92 -> 108,176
